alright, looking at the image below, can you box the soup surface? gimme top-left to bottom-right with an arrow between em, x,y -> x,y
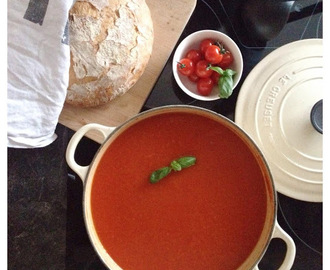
91,111 -> 270,270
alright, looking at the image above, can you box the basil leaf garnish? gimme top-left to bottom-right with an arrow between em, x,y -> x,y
208,65 -> 237,99
150,167 -> 172,183
149,156 -> 196,183
219,75 -> 234,99
176,156 -> 196,168
223,68 -> 236,77
170,160 -> 182,171
208,65 -> 224,75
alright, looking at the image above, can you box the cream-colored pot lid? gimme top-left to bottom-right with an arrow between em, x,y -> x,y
235,39 -> 323,202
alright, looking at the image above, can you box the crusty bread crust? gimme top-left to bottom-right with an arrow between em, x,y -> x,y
66,0 -> 154,107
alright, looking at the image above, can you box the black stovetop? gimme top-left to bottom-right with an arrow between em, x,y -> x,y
141,0 -> 323,269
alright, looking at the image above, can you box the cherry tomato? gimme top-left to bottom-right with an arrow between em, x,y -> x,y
197,77 -> 214,96
218,51 -> 234,68
188,72 -> 199,83
211,71 -> 221,85
205,45 -> 223,64
177,58 -> 195,76
185,49 -> 203,63
219,51 -> 234,68
195,60 -> 213,78
199,38 -> 214,54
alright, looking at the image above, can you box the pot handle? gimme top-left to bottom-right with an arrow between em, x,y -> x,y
66,123 -> 116,183
253,221 -> 296,270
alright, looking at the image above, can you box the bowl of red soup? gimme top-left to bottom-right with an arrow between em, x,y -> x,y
66,105 -> 295,270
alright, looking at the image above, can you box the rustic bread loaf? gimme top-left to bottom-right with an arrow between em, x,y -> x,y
66,0 -> 154,107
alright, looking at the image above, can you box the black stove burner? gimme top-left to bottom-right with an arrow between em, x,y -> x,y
218,0 -> 322,49
279,194 -> 322,255
142,0 -> 323,269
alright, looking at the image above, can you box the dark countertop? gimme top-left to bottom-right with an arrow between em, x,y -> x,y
8,0 -> 323,269
8,124 -> 69,270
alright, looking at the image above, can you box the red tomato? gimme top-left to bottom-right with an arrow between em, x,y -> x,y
218,51 -> 234,68
205,45 -> 223,64
197,77 -> 214,96
195,60 -> 213,78
177,58 -> 195,76
199,38 -> 214,54
211,71 -> 221,85
185,49 -> 203,63
188,72 -> 199,83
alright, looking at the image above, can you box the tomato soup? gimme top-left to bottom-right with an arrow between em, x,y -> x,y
90,110 -> 274,270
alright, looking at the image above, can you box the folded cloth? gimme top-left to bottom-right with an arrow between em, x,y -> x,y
7,0 -> 74,148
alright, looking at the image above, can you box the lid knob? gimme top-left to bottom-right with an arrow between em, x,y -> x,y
310,99 -> 323,134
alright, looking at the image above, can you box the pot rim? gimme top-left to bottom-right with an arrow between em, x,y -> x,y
81,104 -> 278,270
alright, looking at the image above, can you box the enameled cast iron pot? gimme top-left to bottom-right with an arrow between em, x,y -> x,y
66,105 -> 296,270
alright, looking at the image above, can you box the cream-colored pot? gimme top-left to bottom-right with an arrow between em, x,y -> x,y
66,105 -> 296,270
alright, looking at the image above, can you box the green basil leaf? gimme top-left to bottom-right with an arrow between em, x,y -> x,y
208,65 -> 224,75
149,156 -> 197,184
208,65 -> 237,99
219,75 -> 234,99
170,160 -> 182,171
223,68 -> 236,77
150,167 -> 172,183
176,156 -> 196,168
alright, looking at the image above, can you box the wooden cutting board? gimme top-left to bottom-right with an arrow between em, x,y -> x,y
59,0 -> 196,144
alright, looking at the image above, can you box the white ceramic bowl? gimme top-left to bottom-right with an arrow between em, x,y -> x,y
172,30 -> 243,101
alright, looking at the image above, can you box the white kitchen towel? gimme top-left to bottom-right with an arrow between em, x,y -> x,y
8,0 -> 74,148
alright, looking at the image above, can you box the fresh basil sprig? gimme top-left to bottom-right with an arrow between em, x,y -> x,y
150,156 -> 196,183
149,167 -> 172,183
208,65 -> 237,99
176,156 -> 197,168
